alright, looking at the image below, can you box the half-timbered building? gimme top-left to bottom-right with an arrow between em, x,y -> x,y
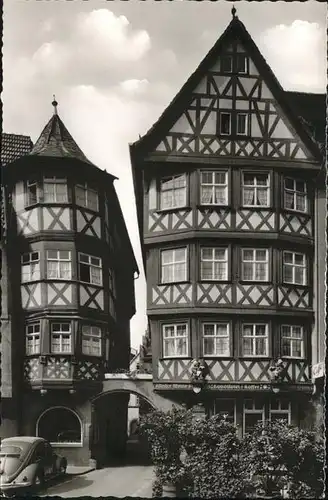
130,12 -> 326,432
1,101 -> 138,465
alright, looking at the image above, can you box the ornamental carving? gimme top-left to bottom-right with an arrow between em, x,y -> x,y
268,358 -> 287,382
191,358 -> 209,383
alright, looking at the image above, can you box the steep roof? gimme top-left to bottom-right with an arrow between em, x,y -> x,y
284,91 -> 326,146
30,111 -> 94,165
1,133 -> 33,166
131,15 -> 323,159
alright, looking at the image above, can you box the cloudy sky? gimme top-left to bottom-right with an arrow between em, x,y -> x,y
3,0 -> 326,349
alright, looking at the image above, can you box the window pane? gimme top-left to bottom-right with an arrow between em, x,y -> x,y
244,413 -> 263,434
284,252 -> 293,264
216,338 -> 229,355
292,326 -> 302,338
203,324 -> 215,336
88,190 -> 98,211
215,172 -> 226,184
257,189 -> 268,206
296,194 -> 306,212
220,114 -> 231,134
201,172 -> 212,184
164,339 -> 175,357
91,266 -> 101,285
285,192 -> 294,209
255,338 -> 267,355
243,250 -> 253,261
294,267 -> 304,285
201,186 -> 213,204
214,262 -> 227,280
75,186 -> 86,206
255,262 -> 267,281
295,254 -> 304,265
243,262 -> 253,280
221,56 -> 232,72
177,338 -> 187,356
243,338 -> 253,356
176,324 -> 186,336
296,181 -> 305,193
175,249 -> 186,262
161,250 -> 173,265
283,265 -> 293,282
255,325 -> 266,336
164,326 -> 175,337
236,54 -> 247,73
292,340 -> 302,357
256,175 -> 268,186
284,179 -> 294,190
214,186 -> 227,204
237,114 -> 246,134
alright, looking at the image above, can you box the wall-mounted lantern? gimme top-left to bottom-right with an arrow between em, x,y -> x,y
191,358 -> 208,394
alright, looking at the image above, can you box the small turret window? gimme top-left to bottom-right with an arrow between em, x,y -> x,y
26,321 -> 41,355
21,252 -> 40,282
75,183 -> 99,211
46,250 -> 72,280
51,322 -> 72,353
43,176 -> 68,203
78,252 -> 102,285
26,180 -> 38,206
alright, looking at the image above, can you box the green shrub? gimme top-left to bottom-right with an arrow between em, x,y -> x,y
140,408 -> 325,499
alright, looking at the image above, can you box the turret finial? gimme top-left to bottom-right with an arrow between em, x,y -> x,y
232,5 -> 237,19
52,95 -> 58,115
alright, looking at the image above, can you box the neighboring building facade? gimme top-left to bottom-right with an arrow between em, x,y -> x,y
1,103 -> 138,465
130,13 -> 326,434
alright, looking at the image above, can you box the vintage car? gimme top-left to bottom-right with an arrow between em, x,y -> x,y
0,436 -> 67,496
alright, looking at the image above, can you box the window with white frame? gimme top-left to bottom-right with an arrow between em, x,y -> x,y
161,248 -> 187,283
269,398 -> 291,424
43,177 -> 68,203
243,399 -> 265,435
283,251 -> 306,285
163,323 -> 188,357
201,248 -> 228,281
214,399 -> 235,424
79,253 -> 102,285
160,175 -> 187,210
220,55 -> 232,73
242,173 -> 270,207
236,54 -> 248,74
75,183 -> 99,211
46,250 -> 72,280
237,113 -> 248,135
21,252 -> 40,282
26,180 -> 38,206
82,325 -> 102,356
220,113 -> 231,135
51,322 -> 71,353
281,325 -> 304,358
26,322 -> 41,355
242,324 -> 268,356
284,178 -> 307,213
203,323 -> 230,356
242,249 -> 268,281
200,171 -> 228,205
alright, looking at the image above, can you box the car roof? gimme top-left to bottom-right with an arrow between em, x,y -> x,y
1,436 -> 45,445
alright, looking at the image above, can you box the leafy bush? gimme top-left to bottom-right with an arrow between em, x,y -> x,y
240,419 -> 325,498
140,408 -> 325,499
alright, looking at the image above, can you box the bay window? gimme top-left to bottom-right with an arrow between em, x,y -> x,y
283,251 -> 306,285
201,248 -> 228,281
203,323 -> 230,356
163,323 -> 188,357
242,248 -> 268,281
242,173 -> 270,207
200,171 -> 228,205
79,253 -> 102,285
281,325 -> 304,358
284,178 -> 307,213
161,248 -> 187,283
75,183 -> 99,211
51,322 -> 71,353
26,322 -> 41,355
160,175 -> 186,210
43,176 -> 68,203
21,252 -> 40,282
82,325 -> 102,356
46,250 -> 72,280
242,324 -> 268,356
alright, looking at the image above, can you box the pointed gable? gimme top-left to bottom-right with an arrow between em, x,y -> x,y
132,16 -> 322,163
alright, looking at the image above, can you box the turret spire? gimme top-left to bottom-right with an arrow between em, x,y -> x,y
231,5 -> 237,19
52,95 -> 58,115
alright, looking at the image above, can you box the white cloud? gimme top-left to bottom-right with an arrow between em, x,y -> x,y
120,78 -> 149,94
261,20 -> 326,91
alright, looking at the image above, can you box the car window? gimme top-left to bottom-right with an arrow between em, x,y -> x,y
0,445 -> 22,457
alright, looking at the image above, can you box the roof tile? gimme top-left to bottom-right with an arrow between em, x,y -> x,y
1,133 -> 33,166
